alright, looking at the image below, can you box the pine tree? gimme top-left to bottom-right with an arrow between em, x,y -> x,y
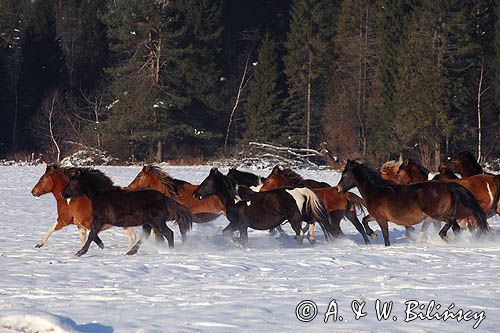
243,32 -> 284,144
494,2 -> 500,124
284,0 -> 338,149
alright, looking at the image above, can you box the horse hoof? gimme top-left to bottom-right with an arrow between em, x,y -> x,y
35,243 -> 43,248
440,235 -> 448,242
75,250 -> 85,257
308,239 -> 316,244
126,250 -> 137,255
369,233 -> 377,240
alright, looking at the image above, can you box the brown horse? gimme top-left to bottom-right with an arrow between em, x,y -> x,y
336,160 -> 489,246
260,166 -> 370,244
396,159 -> 500,217
62,168 -> 192,256
31,165 -> 136,248
193,168 -> 335,246
126,165 -> 225,222
445,151 -> 490,177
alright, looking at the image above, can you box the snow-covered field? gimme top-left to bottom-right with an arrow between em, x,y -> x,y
0,165 -> 499,332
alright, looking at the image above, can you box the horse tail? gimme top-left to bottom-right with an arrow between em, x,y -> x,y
163,196 -> 193,232
345,192 -> 366,211
493,175 -> 500,215
295,188 -> 334,240
447,183 -> 489,234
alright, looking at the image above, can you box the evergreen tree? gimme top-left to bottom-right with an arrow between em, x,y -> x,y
284,0 -> 338,149
243,32 -> 284,144
494,2 -> 500,121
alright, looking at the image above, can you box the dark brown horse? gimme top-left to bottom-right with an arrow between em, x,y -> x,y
336,160 -> 489,246
445,151 -> 490,177
61,168 -> 192,256
193,168 -> 335,246
31,165 -> 135,248
126,165 -> 225,222
260,166 -> 370,244
226,168 -> 267,191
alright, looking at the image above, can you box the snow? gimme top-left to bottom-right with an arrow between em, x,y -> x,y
0,165 -> 499,332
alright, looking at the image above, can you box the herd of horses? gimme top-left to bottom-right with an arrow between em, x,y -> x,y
30,151 -> 500,256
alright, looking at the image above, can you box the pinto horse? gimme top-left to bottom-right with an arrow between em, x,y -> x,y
227,168 -> 267,191
62,168 -> 193,256
193,168 -> 335,246
336,160 -> 489,246
126,165 -> 225,223
31,165 -> 136,248
260,166 -> 370,244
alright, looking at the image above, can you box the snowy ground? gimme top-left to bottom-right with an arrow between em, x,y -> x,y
0,165 -> 499,333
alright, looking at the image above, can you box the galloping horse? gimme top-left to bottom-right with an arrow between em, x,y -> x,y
445,151 -> 491,177
260,166 -> 370,244
31,165 -> 136,248
227,168 -> 267,191
193,168 -> 335,246
396,159 -> 500,217
62,168 -> 193,256
126,165 -> 225,223
336,160 -> 489,246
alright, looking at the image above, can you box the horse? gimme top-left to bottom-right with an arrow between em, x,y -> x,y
227,167 -> 267,191
193,167 -> 335,246
260,166 -> 370,244
445,151 -> 489,177
335,160 -> 489,246
31,165 -> 136,249
61,168 -> 193,256
396,160 -> 500,216
125,165 -> 225,223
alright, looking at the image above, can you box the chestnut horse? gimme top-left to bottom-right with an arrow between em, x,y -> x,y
396,159 -> 500,217
126,165 -> 225,223
260,166 -> 370,244
336,160 -> 489,246
193,168 -> 335,246
31,165 -> 136,248
62,168 -> 193,256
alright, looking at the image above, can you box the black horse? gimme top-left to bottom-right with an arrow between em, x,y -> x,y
61,168 -> 192,256
194,167 -> 335,246
226,167 -> 267,191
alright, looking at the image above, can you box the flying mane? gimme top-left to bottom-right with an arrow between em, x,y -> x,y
279,168 -> 306,187
353,161 -> 397,190
69,168 -> 115,194
149,166 -> 191,196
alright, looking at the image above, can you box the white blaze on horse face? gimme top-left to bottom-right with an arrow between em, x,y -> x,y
285,188 -> 307,214
428,173 -> 438,180
246,201 -> 251,206
66,198 -> 71,205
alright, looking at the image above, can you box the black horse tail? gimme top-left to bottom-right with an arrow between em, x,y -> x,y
163,196 -> 193,234
346,192 -> 366,212
447,183 -> 489,234
299,188 -> 334,241
493,175 -> 500,215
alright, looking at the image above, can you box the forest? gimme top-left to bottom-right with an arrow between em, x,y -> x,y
0,0 -> 498,167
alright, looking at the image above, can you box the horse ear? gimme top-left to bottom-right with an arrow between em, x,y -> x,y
46,165 -> 55,174
271,165 -> 281,175
143,164 -> 151,172
403,159 -> 409,167
210,167 -> 218,174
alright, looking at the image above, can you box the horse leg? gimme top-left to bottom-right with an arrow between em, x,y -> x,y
238,225 -> 249,247
306,223 -> 315,244
289,219 -> 304,244
126,225 -> 152,255
439,218 -> 456,242
75,227 -> 99,257
416,220 -> 432,244
36,221 -> 59,248
222,222 -> 239,240
376,220 -> 390,246
122,227 -> 136,249
158,223 -> 175,248
78,226 -> 87,247
362,215 -> 377,240
345,210 -> 370,244
329,211 -> 345,238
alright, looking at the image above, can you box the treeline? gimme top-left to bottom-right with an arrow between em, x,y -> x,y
0,0 -> 498,166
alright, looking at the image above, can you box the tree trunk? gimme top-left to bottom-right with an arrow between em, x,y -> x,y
306,49 -> 312,150
156,140 -> 163,162
477,59 -> 484,162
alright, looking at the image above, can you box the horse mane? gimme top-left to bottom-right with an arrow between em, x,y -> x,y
148,165 -> 190,196
227,168 -> 264,185
353,161 -> 397,189
70,168 -> 115,194
406,159 -> 430,176
279,168 -> 306,187
458,151 -> 483,172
